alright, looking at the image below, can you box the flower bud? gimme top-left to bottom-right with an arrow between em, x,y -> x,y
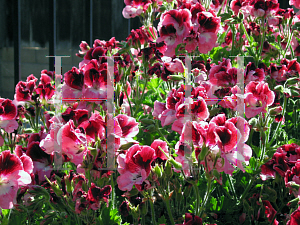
89,148 -> 98,159
198,146 -> 209,162
287,197 -> 299,207
248,118 -> 258,128
167,75 -> 184,81
119,142 -> 139,150
130,206 -> 140,220
153,165 -> 163,178
176,187 -> 182,202
168,158 -> 182,170
65,177 -> 73,194
287,181 -> 300,191
44,176 -> 63,197
212,170 -> 221,180
159,5 -> 167,12
286,77 -> 300,85
165,160 -> 173,177
269,106 -> 283,116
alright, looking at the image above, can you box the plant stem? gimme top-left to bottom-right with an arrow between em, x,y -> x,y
124,83 -> 133,116
149,199 -> 157,225
165,197 -> 175,225
231,24 -> 236,56
133,78 -> 149,117
193,183 -> 200,216
256,18 -> 266,65
111,173 -> 115,209
35,104 -> 40,131
155,120 -> 171,147
227,174 -> 237,202
199,177 -> 212,217
282,24 -> 293,60
268,93 -> 287,147
239,176 -> 255,202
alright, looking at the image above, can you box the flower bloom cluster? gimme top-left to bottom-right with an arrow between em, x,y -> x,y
1,0 -> 300,224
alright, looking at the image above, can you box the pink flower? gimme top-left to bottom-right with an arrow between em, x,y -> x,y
122,5 -> 143,18
244,81 -> 275,118
183,213 -> 202,225
249,0 -> 279,18
114,114 -> 139,145
195,11 -> 221,34
78,112 -> 106,142
287,206 -> 300,225
35,82 -> 55,101
14,75 -> 37,102
244,62 -> 265,84
0,135 -> 3,146
157,9 -> 192,56
176,97 -> 209,121
290,0 -> 300,9
198,32 -> 218,54
152,101 -> 166,118
0,150 -> 32,209
209,58 -> 237,87
86,183 -> 111,209
25,141 -> 52,184
260,150 -> 289,181
230,0 -> 244,15
183,30 -> 199,53
159,109 -> 177,127
150,139 -> 169,161
0,99 -> 17,120
262,200 -> 279,225
41,120 -> 87,165
0,98 -> 18,133
64,67 -> 84,90
205,114 -> 252,173
209,115 -> 240,153
79,41 -> 90,54
164,57 -> 185,73
117,144 -> 155,191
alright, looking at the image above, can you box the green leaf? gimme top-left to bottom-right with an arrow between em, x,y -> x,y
249,157 -> 256,170
142,98 -> 154,108
210,197 -> 218,211
147,77 -> 161,90
99,204 -> 121,225
274,85 -> 283,92
288,138 -> 300,145
158,215 -> 167,224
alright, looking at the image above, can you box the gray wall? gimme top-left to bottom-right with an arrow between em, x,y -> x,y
0,0 -> 141,99
0,0 -> 295,99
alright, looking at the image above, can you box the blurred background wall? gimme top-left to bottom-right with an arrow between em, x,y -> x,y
0,0 -> 294,99
0,0 -> 141,99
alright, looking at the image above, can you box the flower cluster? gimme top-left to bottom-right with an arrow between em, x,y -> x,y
1,0 -> 300,224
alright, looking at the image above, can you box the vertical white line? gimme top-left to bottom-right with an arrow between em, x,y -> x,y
184,55 -> 193,167
47,55 -> 70,170
106,57 -> 116,170
236,56 -> 245,166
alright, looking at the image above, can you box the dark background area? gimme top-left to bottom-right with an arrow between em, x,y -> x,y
0,0 -> 142,48
0,0 -> 294,99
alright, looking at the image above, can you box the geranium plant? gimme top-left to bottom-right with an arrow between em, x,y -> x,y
1,0 -> 300,224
